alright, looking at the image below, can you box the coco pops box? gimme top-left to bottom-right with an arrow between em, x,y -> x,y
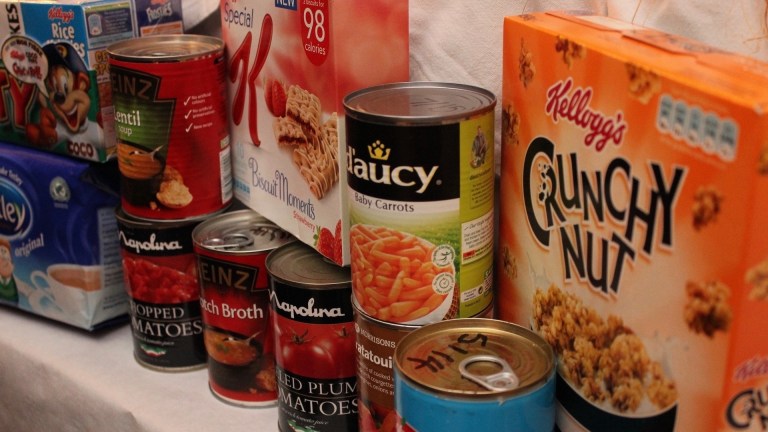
498,11 -> 768,432
0,0 -> 183,162
220,0 -> 410,266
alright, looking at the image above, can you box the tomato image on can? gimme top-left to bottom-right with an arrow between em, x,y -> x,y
192,209 -> 295,407
107,34 -> 232,221
116,207 -> 206,371
393,318 -> 556,431
266,242 -> 357,432
344,82 -> 496,325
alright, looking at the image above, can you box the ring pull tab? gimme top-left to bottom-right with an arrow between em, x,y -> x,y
459,355 -> 519,391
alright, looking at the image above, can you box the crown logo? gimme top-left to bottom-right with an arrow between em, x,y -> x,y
368,140 -> 391,161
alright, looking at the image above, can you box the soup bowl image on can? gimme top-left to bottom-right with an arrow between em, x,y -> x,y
192,209 -> 295,407
266,242 -> 357,432
344,82 -> 497,325
393,318 -> 556,432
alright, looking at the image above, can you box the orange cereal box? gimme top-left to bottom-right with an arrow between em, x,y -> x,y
220,0 -> 409,266
499,11 -> 768,432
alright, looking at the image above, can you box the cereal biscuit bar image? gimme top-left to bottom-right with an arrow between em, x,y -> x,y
292,113 -> 339,200
501,104 -> 520,147
273,116 -> 308,147
286,85 -> 322,138
683,280 -> 732,337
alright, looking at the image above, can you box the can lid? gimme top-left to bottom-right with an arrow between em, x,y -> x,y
192,209 -> 294,253
394,318 -> 554,398
266,242 -> 350,289
343,81 -> 496,125
107,34 -> 223,62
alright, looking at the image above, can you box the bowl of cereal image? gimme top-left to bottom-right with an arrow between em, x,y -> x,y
350,224 -> 456,325
532,285 -> 678,431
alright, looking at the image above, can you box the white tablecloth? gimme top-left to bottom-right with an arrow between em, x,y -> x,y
0,307 -> 278,432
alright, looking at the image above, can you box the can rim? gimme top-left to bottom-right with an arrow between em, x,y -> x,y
394,318 -> 555,398
343,81 -> 496,126
107,34 -> 224,62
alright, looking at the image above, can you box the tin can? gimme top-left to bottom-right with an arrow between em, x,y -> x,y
267,242 -> 356,432
108,34 -> 232,221
353,302 -> 420,432
344,82 -> 496,325
192,209 -> 295,407
115,207 -> 207,371
393,318 -> 556,431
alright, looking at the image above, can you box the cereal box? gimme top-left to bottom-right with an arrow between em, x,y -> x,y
220,0 -> 410,266
499,11 -> 768,431
0,0 -> 183,163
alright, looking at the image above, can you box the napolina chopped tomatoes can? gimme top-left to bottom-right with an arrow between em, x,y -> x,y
192,209 -> 295,407
116,207 -> 208,371
393,318 -> 556,432
107,35 -> 232,221
266,242 -> 356,432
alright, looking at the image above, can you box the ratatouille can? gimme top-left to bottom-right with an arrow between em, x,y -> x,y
192,209 -> 295,407
108,34 -> 232,221
344,82 -> 496,326
267,242 -> 356,432
116,207 -> 206,371
393,318 -> 556,431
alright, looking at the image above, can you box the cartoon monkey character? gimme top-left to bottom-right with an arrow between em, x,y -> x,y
25,42 -> 102,151
0,238 -> 18,305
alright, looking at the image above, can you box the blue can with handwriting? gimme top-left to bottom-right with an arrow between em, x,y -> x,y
393,318 -> 556,431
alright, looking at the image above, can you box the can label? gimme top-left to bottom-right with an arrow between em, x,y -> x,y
109,44 -> 232,220
117,212 -> 205,370
270,278 -> 357,431
347,108 -> 495,324
354,309 -> 418,432
196,245 -> 277,405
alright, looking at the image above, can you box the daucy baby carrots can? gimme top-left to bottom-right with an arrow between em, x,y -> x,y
344,82 -> 496,326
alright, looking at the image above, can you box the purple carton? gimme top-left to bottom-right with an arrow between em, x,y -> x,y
0,141 -> 127,330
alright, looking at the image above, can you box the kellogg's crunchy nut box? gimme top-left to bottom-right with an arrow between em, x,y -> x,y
220,0 -> 409,266
499,11 -> 768,432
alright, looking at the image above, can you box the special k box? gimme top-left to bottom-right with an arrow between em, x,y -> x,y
499,12 -> 768,431
220,0 -> 409,266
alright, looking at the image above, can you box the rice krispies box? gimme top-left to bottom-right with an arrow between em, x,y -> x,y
220,0 -> 409,266
0,0 -> 183,162
499,12 -> 768,432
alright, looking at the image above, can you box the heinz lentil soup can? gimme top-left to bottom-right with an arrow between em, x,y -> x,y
192,209 -> 295,407
108,35 -> 232,221
116,207 -> 206,371
267,242 -> 356,432
394,318 -> 556,431
344,82 -> 496,326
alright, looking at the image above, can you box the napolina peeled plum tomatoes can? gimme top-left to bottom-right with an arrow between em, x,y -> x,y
344,82 -> 496,326
116,207 -> 206,371
107,35 -> 232,221
192,209 -> 294,407
266,242 -> 356,432
393,318 -> 556,432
